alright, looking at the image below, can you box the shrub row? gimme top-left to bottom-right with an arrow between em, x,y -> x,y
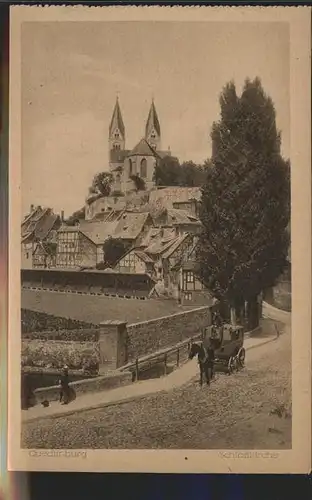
21,340 -> 100,374
22,328 -> 99,342
21,308 -> 98,334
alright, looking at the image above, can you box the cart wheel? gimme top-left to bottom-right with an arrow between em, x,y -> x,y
227,356 -> 235,375
238,348 -> 246,368
233,355 -> 240,372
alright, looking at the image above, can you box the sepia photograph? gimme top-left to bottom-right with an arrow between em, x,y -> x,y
8,5 -> 311,473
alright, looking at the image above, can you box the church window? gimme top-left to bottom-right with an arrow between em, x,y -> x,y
140,158 -> 147,178
114,130 -> 120,139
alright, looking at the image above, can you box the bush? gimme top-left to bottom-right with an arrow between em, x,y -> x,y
22,329 -> 99,341
130,175 -> 146,191
21,340 -> 100,373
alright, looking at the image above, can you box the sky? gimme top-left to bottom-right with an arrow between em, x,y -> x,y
21,21 -> 290,217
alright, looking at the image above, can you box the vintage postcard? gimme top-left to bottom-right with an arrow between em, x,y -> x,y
8,5 -> 311,473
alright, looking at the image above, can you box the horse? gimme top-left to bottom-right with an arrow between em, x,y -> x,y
188,341 -> 215,387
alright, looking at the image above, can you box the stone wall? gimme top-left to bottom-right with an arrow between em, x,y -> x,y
264,280 -> 291,312
22,304 -> 216,380
33,371 -> 132,404
126,305 -> 214,360
271,281 -> 291,312
180,290 -> 214,307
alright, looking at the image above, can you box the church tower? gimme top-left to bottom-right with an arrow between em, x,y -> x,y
145,99 -> 161,151
109,97 -> 125,154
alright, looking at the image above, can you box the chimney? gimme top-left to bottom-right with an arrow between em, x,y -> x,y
61,210 -> 64,222
30,204 -> 34,213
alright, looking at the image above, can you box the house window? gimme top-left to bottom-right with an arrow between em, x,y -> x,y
26,252 -> 29,259
117,252 -> 136,273
186,271 -> 194,283
184,292 -> 192,301
183,271 -> 195,291
140,158 -> 147,178
129,159 -> 133,176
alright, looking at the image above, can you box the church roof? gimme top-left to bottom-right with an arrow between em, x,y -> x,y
145,100 -> 161,137
109,98 -> 125,137
128,138 -> 160,158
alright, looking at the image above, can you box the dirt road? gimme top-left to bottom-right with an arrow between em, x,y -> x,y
22,326 -> 291,450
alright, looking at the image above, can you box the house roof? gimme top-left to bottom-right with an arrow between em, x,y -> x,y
79,220 -> 118,245
114,247 -> 155,268
109,97 -> 125,138
161,233 -> 190,259
139,226 -> 176,248
22,206 -> 45,229
128,138 -> 160,158
161,208 -> 200,225
34,214 -> 60,240
134,250 -> 155,264
144,234 -> 179,257
21,208 -> 60,243
149,187 -> 202,213
113,212 -> 150,240
145,100 -> 161,137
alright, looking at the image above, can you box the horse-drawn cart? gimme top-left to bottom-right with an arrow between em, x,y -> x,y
206,323 -> 245,375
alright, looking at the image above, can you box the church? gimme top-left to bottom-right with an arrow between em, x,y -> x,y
108,98 -> 171,193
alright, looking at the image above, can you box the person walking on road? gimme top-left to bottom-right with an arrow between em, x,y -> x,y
59,365 -> 70,405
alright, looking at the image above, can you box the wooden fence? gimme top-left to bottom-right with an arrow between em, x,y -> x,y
120,331 -> 204,382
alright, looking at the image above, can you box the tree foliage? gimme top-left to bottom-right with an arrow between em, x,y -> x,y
130,174 -> 146,191
89,172 -> 113,197
196,78 -> 290,313
154,156 -> 207,187
100,237 -> 130,269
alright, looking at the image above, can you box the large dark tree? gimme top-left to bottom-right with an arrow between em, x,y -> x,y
180,160 -> 207,187
154,156 -> 207,187
99,237 -> 130,269
197,78 -> 290,327
153,155 -> 181,186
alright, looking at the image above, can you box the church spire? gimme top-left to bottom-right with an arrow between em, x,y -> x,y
109,96 -> 125,139
109,96 -> 125,153
145,99 -> 161,150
